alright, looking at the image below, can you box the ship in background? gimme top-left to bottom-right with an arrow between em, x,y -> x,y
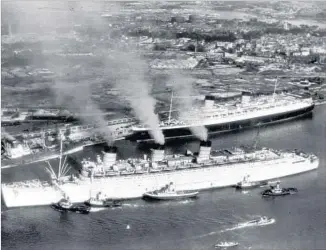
1,140 -> 319,208
1,108 -> 76,126
1,117 -> 137,168
128,88 -> 315,142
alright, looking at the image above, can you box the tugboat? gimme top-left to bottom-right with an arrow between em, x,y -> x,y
143,182 -> 199,201
234,175 -> 267,190
84,192 -> 122,208
262,182 -> 298,197
51,196 -> 90,214
215,241 -> 239,248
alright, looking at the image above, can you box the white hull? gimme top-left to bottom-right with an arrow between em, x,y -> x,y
2,157 -> 319,208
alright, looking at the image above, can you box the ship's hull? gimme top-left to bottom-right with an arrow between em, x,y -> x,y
50,203 -> 90,214
1,157 -> 319,208
127,104 -> 314,142
84,200 -> 122,208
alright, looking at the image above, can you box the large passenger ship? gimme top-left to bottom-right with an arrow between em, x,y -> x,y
1,140 -> 319,208
128,91 -> 314,141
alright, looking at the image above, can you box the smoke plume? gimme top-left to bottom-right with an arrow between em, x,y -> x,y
51,79 -> 113,143
2,1 -> 165,144
104,50 -> 165,145
169,71 -> 208,141
1,128 -> 16,141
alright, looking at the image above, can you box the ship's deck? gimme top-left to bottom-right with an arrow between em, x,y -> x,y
82,149 -> 304,178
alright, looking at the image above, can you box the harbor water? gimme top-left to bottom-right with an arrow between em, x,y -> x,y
1,105 -> 326,250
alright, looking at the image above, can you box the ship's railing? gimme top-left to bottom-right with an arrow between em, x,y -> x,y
88,158 -> 293,181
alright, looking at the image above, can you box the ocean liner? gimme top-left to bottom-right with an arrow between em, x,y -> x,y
1,140 -> 319,208
128,91 -> 314,141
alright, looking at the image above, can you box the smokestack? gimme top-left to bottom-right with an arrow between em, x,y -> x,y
151,144 -> 165,162
204,95 -> 215,109
241,91 -> 251,104
102,145 -> 117,169
197,140 -> 212,163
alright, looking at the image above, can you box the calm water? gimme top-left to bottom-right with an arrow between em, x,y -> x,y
2,105 -> 326,250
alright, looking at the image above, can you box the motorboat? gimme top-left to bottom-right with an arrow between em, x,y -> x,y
143,182 -> 199,201
85,192 -> 122,208
51,197 -> 90,214
243,216 -> 275,227
215,241 -> 239,248
262,182 -> 298,197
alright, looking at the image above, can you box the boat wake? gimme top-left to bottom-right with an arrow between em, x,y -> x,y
88,200 -> 196,212
89,207 -> 107,213
186,217 -> 276,241
122,200 -> 195,209
121,203 -> 145,208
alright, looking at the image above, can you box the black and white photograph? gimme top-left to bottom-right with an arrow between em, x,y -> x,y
1,1 -> 326,249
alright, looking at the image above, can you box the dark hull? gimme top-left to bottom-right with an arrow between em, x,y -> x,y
127,105 -> 314,141
50,204 -> 90,214
84,201 -> 122,208
27,115 -> 77,122
262,188 -> 298,197
1,121 -> 23,126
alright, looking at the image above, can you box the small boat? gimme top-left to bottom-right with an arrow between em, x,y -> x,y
234,175 -> 267,190
85,192 -> 122,208
215,241 -> 239,248
243,216 -> 275,227
262,182 -> 298,197
51,197 -> 90,214
143,182 -> 198,201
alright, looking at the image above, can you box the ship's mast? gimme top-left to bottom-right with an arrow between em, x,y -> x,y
168,90 -> 173,124
272,77 -> 279,101
44,131 -> 70,183
58,132 -> 63,179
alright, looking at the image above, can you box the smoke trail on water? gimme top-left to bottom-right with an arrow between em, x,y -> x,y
169,71 -> 208,141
